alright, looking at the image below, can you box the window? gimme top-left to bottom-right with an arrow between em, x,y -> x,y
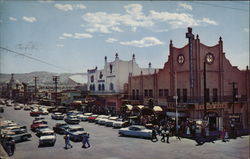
92,85 -> 95,91
132,89 -> 135,100
144,89 -> 148,97
102,84 -> 105,91
98,84 -> 101,91
136,89 -> 139,100
164,89 -> 169,98
234,88 -> 238,102
109,83 -> 114,91
205,88 -> 210,102
177,89 -> 181,102
149,89 -> 153,97
183,89 -> 187,102
159,89 -> 163,97
213,88 -> 218,102
89,85 -> 92,91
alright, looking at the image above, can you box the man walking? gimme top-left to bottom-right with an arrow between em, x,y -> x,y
82,132 -> 90,148
151,126 -> 158,142
64,134 -> 72,149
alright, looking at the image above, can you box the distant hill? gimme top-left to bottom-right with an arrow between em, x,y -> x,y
0,71 -> 88,85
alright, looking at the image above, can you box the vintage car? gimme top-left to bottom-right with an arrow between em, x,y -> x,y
87,114 -> 98,122
64,115 -> 80,124
14,105 -> 22,110
53,123 -> 69,134
81,113 -> 93,121
2,126 -> 27,134
0,130 -> 32,142
51,112 -> 65,120
113,119 -> 129,128
105,117 -> 119,127
118,125 -> 152,138
23,106 -> 31,111
38,130 -> 56,146
98,116 -> 110,125
65,125 -> 85,142
30,110 -> 42,117
30,121 -> 48,131
35,124 -> 50,134
41,108 -> 49,115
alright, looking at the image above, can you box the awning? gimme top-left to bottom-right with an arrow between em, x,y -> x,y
125,104 -> 133,111
137,105 -> 144,109
153,106 -> 163,112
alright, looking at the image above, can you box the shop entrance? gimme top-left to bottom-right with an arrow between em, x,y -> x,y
205,111 -> 219,131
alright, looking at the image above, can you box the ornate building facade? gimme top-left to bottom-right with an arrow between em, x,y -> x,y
127,28 -> 250,130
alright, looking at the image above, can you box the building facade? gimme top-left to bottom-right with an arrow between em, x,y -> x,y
87,53 -> 158,114
127,28 -> 250,131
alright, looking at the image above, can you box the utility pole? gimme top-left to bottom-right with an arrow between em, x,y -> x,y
34,77 -> 38,101
53,76 -> 59,106
229,82 -> 237,114
203,61 -> 207,119
174,71 -> 179,135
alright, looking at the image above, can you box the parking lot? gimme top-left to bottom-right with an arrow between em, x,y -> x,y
0,105 -> 249,159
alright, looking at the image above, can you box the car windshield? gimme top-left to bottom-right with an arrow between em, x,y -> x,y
69,128 -> 84,132
39,126 -> 48,129
42,132 -> 54,136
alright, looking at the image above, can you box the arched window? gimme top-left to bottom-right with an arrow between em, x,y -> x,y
109,83 -> 114,91
98,84 -> 101,91
89,85 -> 92,91
93,85 -> 95,91
102,84 -> 105,91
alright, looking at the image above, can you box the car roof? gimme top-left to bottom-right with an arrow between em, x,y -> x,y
68,125 -> 83,129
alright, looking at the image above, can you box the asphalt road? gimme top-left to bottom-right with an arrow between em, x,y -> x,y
0,106 -> 249,159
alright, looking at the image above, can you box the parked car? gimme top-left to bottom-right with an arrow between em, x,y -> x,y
118,125 -> 152,138
76,114 -> 85,121
113,119 -> 129,128
98,116 -> 110,125
30,121 -> 47,131
87,114 -> 98,122
0,130 -> 32,142
2,126 -> 27,134
35,124 -> 49,133
33,117 -> 45,121
81,113 -> 93,121
95,115 -> 108,124
65,125 -> 85,142
105,117 -> 119,127
14,105 -> 22,110
66,110 -> 81,116
30,110 -> 41,117
64,115 -> 80,124
38,130 -> 56,146
53,123 -> 69,134
24,106 -> 31,111
51,112 -> 64,120
41,108 -> 49,115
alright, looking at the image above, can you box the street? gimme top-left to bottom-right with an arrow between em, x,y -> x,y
1,106 -> 249,159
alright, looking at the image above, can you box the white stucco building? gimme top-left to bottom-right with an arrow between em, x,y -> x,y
87,53 -> 158,93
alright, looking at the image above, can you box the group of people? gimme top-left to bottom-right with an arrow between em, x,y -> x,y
64,133 -> 90,149
151,124 -> 173,143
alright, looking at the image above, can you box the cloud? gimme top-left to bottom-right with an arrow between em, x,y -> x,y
54,4 -> 86,11
178,3 -> 193,11
120,37 -> 163,48
200,18 -> 218,25
9,17 -> 17,21
61,33 -> 92,39
82,3 -> 217,33
74,33 -> 92,39
56,44 -> 64,47
106,38 -> 118,43
243,28 -> 249,33
22,16 -> 37,23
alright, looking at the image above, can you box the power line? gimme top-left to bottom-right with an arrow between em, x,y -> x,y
190,1 -> 249,12
0,46 -> 69,71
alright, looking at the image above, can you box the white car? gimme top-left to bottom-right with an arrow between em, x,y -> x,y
51,112 -> 65,120
39,130 -> 56,146
97,115 -> 110,125
113,119 -> 129,128
105,117 -> 118,127
119,125 -> 152,138
81,113 -> 93,121
41,108 -> 49,115
66,125 -> 86,141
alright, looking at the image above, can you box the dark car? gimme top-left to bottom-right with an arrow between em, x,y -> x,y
53,123 -> 69,134
30,111 -> 41,117
51,112 -> 64,120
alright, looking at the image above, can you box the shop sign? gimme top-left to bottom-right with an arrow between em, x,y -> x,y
195,103 -> 226,110
229,115 -> 240,118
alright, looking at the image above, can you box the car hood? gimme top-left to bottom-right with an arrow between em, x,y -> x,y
40,135 -> 56,140
71,131 -> 85,135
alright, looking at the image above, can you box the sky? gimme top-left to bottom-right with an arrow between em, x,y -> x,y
0,0 -> 249,74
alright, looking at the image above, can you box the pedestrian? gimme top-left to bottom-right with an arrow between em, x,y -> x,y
160,127 -> 166,142
220,127 -> 226,142
5,137 -> 15,156
165,125 -> 170,143
82,132 -> 90,148
64,134 -> 72,149
151,126 -> 158,142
